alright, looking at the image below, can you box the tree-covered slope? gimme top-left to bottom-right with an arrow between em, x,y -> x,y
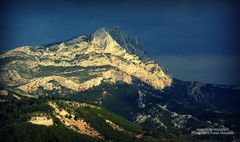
0,93 -> 143,142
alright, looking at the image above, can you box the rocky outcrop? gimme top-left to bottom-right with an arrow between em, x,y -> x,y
29,114 -> 53,127
0,90 -> 8,96
18,69 -> 132,93
105,119 -> 124,131
0,27 -> 172,95
48,101 -> 103,139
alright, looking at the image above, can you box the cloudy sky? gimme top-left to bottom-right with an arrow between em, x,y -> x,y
0,0 -> 239,85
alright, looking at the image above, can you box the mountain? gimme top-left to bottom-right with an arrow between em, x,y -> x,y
0,27 -> 171,91
0,27 -> 240,142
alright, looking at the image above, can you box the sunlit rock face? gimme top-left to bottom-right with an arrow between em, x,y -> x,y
0,27 -> 172,94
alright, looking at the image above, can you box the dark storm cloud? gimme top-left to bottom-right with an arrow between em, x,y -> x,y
154,55 -> 240,85
0,0 -> 239,84
1,0 -> 239,54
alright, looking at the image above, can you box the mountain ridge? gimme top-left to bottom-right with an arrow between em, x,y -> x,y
0,27 -> 240,142
0,27 -> 172,91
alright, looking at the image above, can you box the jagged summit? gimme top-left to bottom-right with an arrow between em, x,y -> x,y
0,27 -> 172,94
31,27 -> 149,61
92,27 -> 126,42
92,27 -> 128,47
92,27 -> 149,61
34,27 -> 147,60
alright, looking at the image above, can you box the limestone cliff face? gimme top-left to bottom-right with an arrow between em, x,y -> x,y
0,27 -> 172,94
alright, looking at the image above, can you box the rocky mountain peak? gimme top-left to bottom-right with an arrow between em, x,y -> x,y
91,27 -> 149,61
91,27 -> 119,48
92,27 -> 125,43
0,27 -> 172,94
